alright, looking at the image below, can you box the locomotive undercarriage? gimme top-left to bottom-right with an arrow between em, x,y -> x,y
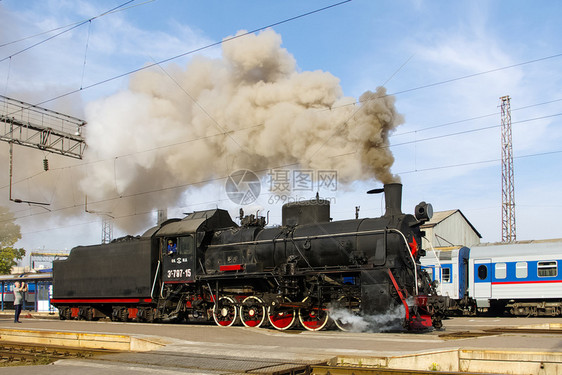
196,271 -> 365,331
57,266 -> 439,331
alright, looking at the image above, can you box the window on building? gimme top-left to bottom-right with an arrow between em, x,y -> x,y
538,261 -> 558,277
516,262 -> 528,278
495,262 -> 506,279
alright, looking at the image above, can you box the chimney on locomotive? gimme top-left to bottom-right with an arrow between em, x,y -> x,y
367,183 -> 403,217
367,183 -> 433,223
383,183 -> 403,217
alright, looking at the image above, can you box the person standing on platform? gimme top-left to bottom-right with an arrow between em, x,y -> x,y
13,281 -> 27,323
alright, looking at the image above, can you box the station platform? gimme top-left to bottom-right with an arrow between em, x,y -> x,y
0,310 -> 57,320
0,315 -> 561,374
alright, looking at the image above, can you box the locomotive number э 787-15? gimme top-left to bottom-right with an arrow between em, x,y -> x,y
167,269 -> 192,278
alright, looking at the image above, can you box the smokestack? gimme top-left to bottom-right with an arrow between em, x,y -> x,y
384,183 -> 403,217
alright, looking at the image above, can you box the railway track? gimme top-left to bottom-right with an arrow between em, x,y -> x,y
439,326 -> 562,340
0,342 -> 117,365
484,327 -> 562,335
311,365 -> 493,375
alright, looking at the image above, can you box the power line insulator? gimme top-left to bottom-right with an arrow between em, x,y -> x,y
43,158 -> 49,171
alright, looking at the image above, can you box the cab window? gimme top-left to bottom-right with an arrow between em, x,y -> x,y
164,238 -> 177,255
178,235 -> 194,256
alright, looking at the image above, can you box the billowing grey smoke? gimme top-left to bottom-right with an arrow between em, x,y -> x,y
81,29 -> 403,227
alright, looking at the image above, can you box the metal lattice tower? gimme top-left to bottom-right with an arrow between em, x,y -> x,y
102,215 -> 114,244
500,95 -> 516,242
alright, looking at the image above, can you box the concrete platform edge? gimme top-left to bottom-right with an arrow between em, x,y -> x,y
0,328 -> 166,351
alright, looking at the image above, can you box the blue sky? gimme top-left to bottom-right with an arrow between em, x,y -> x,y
0,0 -> 561,257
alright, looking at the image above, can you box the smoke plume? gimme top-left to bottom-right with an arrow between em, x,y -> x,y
329,303 -> 406,333
81,29 -> 403,227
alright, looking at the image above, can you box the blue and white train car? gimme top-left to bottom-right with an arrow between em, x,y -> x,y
0,273 -> 53,312
469,239 -> 562,316
420,246 -> 472,314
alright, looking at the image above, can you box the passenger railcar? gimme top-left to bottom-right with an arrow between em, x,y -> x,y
52,183 -> 446,331
421,239 -> 562,316
420,246 -> 473,315
0,273 -> 53,308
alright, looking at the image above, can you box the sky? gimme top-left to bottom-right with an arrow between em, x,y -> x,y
0,0 -> 561,266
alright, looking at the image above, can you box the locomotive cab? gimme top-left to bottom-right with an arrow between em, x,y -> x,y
160,235 -> 196,283
155,209 -> 238,285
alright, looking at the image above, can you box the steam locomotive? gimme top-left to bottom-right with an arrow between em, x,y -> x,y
52,183 -> 446,331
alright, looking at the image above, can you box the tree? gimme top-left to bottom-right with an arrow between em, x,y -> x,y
0,207 -> 25,274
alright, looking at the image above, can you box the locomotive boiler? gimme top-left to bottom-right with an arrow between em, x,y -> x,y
52,183 -> 445,331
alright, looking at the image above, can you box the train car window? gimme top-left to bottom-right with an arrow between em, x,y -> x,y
441,267 -> 451,283
538,261 -> 558,277
516,262 -> 528,278
477,265 -> 488,280
495,263 -> 506,279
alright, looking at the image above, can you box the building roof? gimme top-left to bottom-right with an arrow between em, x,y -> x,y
421,209 -> 482,238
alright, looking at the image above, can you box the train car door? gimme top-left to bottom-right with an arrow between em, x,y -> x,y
473,259 -> 492,300
458,247 -> 470,298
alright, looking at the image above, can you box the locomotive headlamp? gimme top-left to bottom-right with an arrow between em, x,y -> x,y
415,201 -> 433,222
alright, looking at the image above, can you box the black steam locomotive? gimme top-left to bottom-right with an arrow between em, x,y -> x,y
52,183 -> 446,331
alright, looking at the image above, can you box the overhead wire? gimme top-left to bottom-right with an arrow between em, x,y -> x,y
391,113 -> 562,149
6,136 -> 562,225
393,98 -> 562,137
15,98 -> 558,171
397,150 -> 562,175
149,56 -> 245,151
10,146 -> 562,233
3,2 -> 562,232
15,0 -> 352,112
1,1 -> 355,217
3,100 -> 561,217
0,0 -> 157,49
0,0 -> 137,63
